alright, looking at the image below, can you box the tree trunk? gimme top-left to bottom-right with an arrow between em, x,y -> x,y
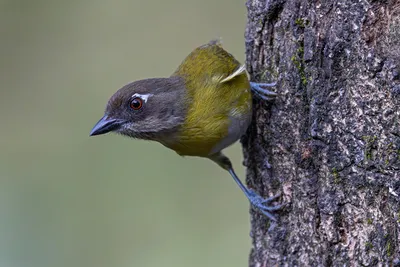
242,0 -> 400,266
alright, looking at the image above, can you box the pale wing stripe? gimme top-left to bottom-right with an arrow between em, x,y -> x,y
220,64 -> 246,83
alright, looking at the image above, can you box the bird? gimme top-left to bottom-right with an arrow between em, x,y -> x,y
90,39 -> 282,220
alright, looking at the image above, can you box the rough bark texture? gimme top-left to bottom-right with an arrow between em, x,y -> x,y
242,0 -> 400,266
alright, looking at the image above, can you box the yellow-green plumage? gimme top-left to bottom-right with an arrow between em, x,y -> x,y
89,39 -> 282,221
169,40 -> 252,157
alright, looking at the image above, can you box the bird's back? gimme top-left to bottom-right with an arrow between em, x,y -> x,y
167,40 -> 252,157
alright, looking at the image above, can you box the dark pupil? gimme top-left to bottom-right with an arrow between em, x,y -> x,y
131,99 -> 141,108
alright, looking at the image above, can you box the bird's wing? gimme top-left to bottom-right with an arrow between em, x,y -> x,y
218,64 -> 249,83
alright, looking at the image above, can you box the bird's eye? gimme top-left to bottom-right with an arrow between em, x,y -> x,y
130,97 -> 143,110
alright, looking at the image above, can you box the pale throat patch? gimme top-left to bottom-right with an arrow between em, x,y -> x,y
132,93 -> 153,102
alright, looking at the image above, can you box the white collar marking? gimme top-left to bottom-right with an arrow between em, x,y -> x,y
132,93 -> 153,103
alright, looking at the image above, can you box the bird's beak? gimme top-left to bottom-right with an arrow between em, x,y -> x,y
90,115 -> 123,136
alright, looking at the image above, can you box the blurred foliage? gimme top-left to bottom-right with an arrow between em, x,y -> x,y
0,1 -> 251,267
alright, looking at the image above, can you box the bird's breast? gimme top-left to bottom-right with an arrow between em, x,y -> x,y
166,94 -> 252,157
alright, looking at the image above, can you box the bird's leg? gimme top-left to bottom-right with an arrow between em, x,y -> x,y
228,168 -> 284,221
250,82 -> 277,101
209,153 -> 283,221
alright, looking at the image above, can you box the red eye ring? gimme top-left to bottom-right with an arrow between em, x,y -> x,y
130,97 -> 143,110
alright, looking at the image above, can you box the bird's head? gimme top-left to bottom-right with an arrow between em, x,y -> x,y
90,77 -> 187,140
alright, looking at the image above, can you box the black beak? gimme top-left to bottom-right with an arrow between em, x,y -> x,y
90,115 -> 123,136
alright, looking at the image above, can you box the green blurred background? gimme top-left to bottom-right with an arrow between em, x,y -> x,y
0,1 -> 251,266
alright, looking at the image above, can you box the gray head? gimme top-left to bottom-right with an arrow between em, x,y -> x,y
90,77 -> 187,140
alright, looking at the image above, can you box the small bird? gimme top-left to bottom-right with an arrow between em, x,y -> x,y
90,40 -> 282,220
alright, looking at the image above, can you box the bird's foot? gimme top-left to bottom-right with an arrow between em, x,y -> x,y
247,190 -> 283,221
250,82 -> 277,101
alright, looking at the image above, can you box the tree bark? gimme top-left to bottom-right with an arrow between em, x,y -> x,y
242,0 -> 400,266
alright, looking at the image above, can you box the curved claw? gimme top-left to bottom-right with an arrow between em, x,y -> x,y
252,82 -> 277,87
247,190 -> 283,221
261,195 -> 281,205
253,90 -> 276,101
250,82 -> 277,101
258,209 -> 277,221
